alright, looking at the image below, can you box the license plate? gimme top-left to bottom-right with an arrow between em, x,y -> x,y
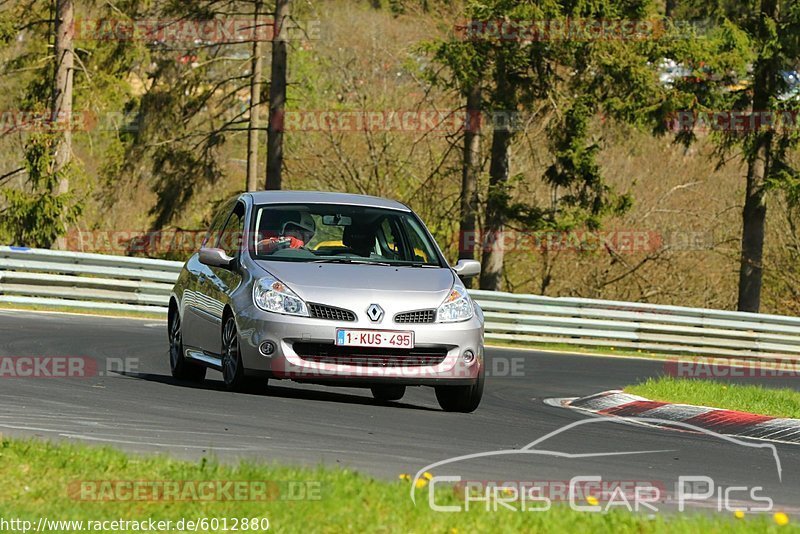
335,329 -> 414,349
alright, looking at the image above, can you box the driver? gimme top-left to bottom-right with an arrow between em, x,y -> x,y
258,211 -> 316,254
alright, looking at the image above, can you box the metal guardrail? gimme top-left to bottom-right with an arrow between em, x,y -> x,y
2,246 -> 799,361
0,246 -> 180,314
471,290 -> 800,361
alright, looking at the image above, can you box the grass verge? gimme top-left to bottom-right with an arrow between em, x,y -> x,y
625,377 -> 800,419
488,338 -> 680,360
0,437 -> 789,532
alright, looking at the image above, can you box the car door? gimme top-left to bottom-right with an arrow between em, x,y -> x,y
199,201 -> 246,354
182,199 -> 236,352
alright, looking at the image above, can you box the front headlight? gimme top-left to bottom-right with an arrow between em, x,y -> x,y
253,277 -> 308,316
436,285 -> 474,323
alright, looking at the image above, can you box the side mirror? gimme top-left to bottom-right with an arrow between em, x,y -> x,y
199,247 -> 235,269
453,259 -> 481,278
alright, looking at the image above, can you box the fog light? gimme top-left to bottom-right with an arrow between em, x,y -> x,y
462,350 -> 475,365
259,341 -> 276,357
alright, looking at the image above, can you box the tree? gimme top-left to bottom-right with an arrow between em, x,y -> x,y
105,0 -> 273,227
655,0 -> 800,312
266,0 -> 290,190
480,53 -> 515,290
246,0 -> 265,192
0,0 -> 83,249
425,0 -> 643,291
52,0 -> 74,197
422,29 -> 489,287
459,84 -> 481,270
0,134 -> 81,248
737,0 -> 780,312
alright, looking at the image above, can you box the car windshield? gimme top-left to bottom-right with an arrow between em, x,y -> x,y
249,203 -> 444,267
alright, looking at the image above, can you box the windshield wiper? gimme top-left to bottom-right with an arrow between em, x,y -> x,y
392,262 -> 440,268
312,258 -> 392,266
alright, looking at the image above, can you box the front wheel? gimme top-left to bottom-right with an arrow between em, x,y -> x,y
169,309 -> 206,382
434,365 -> 484,413
371,385 -> 406,402
221,315 -> 247,391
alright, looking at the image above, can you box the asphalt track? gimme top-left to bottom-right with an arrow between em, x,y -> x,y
2,309 -> 800,514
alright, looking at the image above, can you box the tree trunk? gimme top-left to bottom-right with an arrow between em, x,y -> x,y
479,54 -> 514,291
479,127 -> 512,291
265,0 -> 290,190
246,0 -> 264,192
51,0 -> 74,250
665,0 -> 677,17
52,0 -> 74,195
738,139 -> 769,312
458,85 -> 481,288
737,0 -> 778,313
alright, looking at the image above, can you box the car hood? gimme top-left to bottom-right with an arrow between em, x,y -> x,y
254,260 -> 455,311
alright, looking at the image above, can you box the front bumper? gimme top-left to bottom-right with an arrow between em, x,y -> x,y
236,303 -> 484,386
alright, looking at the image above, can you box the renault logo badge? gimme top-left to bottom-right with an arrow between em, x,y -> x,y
366,304 -> 384,322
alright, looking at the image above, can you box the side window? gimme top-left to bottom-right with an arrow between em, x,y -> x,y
202,201 -> 235,248
217,203 -> 245,257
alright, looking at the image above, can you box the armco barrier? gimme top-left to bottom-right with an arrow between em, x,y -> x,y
0,246 -> 180,314
1,246 -> 799,361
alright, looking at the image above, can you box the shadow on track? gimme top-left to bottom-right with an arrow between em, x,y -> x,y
115,369 -> 441,412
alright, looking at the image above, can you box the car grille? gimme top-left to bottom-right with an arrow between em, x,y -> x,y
394,309 -> 436,324
308,303 -> 356,322
293,342 -> 448,367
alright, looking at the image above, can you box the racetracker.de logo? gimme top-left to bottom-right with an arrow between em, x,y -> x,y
665,359 -> 800,379
457,230 -> 663,254
0,110 -> 94,133
73,17 -> 321,43
454,18 -> 710,42
68,480 -> 321,502
665,111 -> 800,133
268,110 -> 528,133
0,356 -> 97,378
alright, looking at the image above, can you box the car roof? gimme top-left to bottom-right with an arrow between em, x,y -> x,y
245,190 -> 410,211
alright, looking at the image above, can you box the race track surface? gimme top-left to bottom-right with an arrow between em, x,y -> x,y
1,309 -> 798,513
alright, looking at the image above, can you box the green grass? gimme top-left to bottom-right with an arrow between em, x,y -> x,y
625,377 -> 800,419
0,437 -> 791,532
489,339 -> 682,360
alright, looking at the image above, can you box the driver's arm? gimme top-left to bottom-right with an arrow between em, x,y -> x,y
258,236 -> 305,254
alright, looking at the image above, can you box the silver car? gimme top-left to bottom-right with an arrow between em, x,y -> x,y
169,191 -> 485,412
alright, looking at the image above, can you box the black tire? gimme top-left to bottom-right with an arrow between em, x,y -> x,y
169,308 -> 206,382
221,315 -> 247,391
371,385 -> 406,402
434,364 -> 484,413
